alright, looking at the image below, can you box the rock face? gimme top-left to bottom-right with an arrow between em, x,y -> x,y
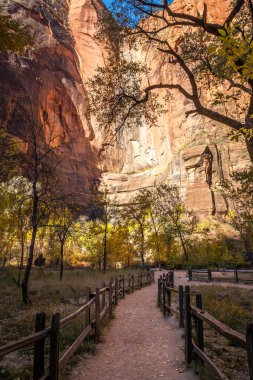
0,0 -> 251,213
0,0 -> 105,201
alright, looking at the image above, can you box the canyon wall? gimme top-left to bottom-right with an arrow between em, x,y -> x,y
0,0 -> 251,214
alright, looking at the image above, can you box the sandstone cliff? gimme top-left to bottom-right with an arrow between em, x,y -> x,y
0,0 -> 251,214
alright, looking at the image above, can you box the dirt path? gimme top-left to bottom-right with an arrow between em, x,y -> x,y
70,271 -> 197,380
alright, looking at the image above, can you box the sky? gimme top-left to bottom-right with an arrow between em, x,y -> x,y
102,0 -> 173,9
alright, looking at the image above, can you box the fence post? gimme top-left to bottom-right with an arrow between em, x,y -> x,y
171,270 -> 174,288
167,285 -> 171,316
140,272 -> 143,287
184,289 -> 192,366
122,275 -> 125,298
101,281 -> 106,308
179,285 -> 184,328
246,324 -> 253,380
115,277 -> 119,305
118,275 -> 122,296
95,288 -> 101,343
234,268 -> 239,284
128,273 -> 131,291
195,293 -> 204,351
152,270 -> 155,283
208,269 -> 212,282
33,312 -> 46,380
188,267 -> 192,281
132,273 -> 135,292
157,277 -> 161,307
85,287 -> 91,327
49,313 -> 60,380
109,281 -> 113,318
162,278 -> 166,317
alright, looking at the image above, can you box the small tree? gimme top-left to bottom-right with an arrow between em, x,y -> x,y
119,195 -> 150,269
49,206 -> 75,280
152,184 -> 197,263
0,177 -> 32,285
220,167 -> 253,261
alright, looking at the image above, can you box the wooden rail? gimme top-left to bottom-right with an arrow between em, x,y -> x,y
158,270 -> 253,380
0,270 -> 155,379
188,268 -> 253,284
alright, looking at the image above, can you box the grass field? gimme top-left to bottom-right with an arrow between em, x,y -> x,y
0,266 -> 138,379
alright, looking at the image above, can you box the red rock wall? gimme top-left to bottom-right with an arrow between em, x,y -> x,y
0,0 -> 251,214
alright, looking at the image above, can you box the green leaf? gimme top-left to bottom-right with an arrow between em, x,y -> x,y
218,29 -> 227,37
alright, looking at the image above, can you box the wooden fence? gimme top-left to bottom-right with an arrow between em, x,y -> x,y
0,270 -> 155,380
188,268 -> 253,284
158,271 -> 253,380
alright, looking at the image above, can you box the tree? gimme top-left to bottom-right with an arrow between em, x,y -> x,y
119,195 -> 150,269
152,183 -> 197,262
90,0 -> 253,161
88,187 -> 115,272
220,167 -> 253,261
0,177 -> 32,285
0,14 -> 33,53
48,206 -> 75,280
136,188 -> 164,269
6,96 -> 68,303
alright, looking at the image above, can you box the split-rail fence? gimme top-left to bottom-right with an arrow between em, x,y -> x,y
0,270 -> 154,380
158,271 -> 253,380
188,268 -> 253,284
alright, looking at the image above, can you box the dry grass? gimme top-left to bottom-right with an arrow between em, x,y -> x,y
0,266 -> 138,379
190,285 -> 253,380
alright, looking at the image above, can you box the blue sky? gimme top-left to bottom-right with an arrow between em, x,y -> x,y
102,0 -> 173,8
103,0 -> 112,6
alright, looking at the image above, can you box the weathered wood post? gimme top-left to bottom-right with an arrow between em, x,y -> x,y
184,287 -> 192,366
95,288 -> 101,343
85,287 -> 91,327
49,313 -> 60,380
122,275 -> 125,298
188,267 -> 193,281
195,293 -> 204,351
118,275 -> 122,296
158,276 -> 161,307
208,269 -> 212,282
246,324 -> 253,380
169,270 -> 174,288
115,277 -> 119,305
234,268 -> 239,284
162,278 -> 166,317
132,273 -> 135,292
178,285 -> 184,328
152,269 -> 155,283
128,273 -> 131,291
167,283 -> 171,316
33,312 -> 46,380
109,281 -> 113,319
102,281 -> 106,309
140,272 -> 143,287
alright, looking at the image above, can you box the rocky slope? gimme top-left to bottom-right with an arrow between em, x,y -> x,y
0,0 -> 251,214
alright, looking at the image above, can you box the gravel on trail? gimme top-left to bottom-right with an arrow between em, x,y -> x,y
70,271 -> 198,380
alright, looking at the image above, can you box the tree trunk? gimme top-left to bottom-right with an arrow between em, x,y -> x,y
21,226 -> 37,304
103,221 -> 108,274
59,240 -> 64,280
140,227 -> 145,270
177,228 -> 189,262
17,236 -> 25,286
